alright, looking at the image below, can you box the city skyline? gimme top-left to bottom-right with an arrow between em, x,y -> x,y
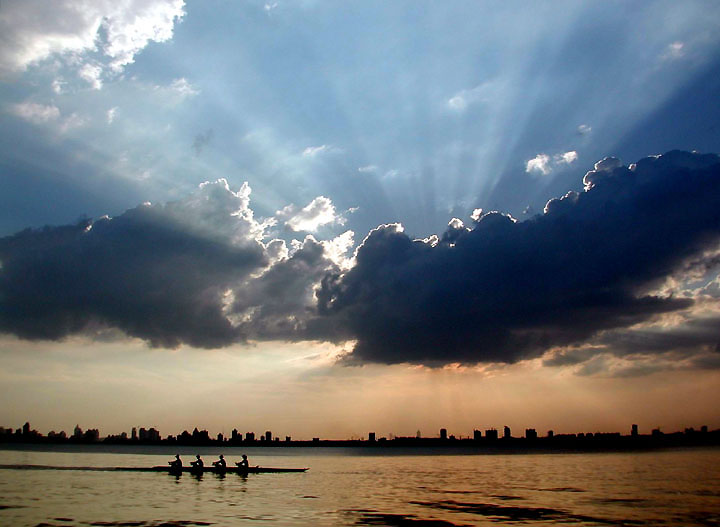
4,420 -> 717,445
1,1 -> 720,436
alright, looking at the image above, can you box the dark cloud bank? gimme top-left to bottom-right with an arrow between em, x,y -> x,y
1,150 -> 720,368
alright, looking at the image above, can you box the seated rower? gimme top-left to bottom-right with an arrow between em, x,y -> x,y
236,454 -> 249,469
168,454 -> 182,469
190,454 -> 204,469
212,454 -> 226,469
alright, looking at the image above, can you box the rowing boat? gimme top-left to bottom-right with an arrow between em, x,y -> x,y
144,466 -> 308,474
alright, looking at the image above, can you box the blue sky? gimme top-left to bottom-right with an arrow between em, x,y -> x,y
3,1 -> 719,237
1,1 -> 720,437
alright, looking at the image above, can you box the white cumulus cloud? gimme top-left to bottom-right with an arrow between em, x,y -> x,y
526,151 -> 578,176
277,196 -> 344,232
0,0 -> 185,80
556,151 -> 578,164
526,154 -> 552,176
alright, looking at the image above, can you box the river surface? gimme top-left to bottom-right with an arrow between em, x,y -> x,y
0,445 -> 718,526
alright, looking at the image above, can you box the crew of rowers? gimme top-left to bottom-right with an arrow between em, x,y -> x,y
168,454 -> 251,470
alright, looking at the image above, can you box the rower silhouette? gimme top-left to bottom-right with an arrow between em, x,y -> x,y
168,454 -> 182,470
236,454 -> 249,469
190,454 -> 204,469
212,454 -> 226,469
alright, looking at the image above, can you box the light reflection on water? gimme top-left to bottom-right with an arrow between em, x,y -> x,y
0,446 -> 719,526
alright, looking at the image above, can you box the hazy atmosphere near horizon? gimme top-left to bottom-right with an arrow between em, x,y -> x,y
1,0 -> 720,441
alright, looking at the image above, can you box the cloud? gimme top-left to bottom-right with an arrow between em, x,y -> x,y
316,151 -> 720,366
2,150 -> 720,370
79,62 -> 103,89
229,234 -> 351,339
277,196 -> 344,232
556,151 -> 578,164
58,112 -> 89,132
9,100 -> 88,132
525,154 -> 551,175
358,165 -> 378,173
447,82 -> 493,112
9,102 -> 60,123
577,124 -> 592,135
107,107 -> 118,124
0,179 -> 269,348
470,208 -> 484,221
168,77 -> 200,98
526,151 -> 578,176
0,180 -> 355,348
0,0 -> 185,79
661,41 -> 685,61
302,144 -> 339,158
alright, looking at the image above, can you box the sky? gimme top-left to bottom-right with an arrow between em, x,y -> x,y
1,0 -> 720,440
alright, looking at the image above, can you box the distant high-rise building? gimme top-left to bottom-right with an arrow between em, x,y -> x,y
485,428 -> 498,440
547,430 -> 554,438
416,430 -> 422,439
525,428 -> 537,440
73,424 -> 83,438
368,432 -> 376,442
285,436 -> 291,442
245,432 -> 255,442
131,427 -> 137,441
265,430 -> 272,442
503,426 -> 511,439
631,424 -> 638,437
22,422 -> 30,436
473,429 -> 482,440
440,428 -> 448,440
84,428 -> 100,441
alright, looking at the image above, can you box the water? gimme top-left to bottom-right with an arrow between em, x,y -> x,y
1,446 -> 719,526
